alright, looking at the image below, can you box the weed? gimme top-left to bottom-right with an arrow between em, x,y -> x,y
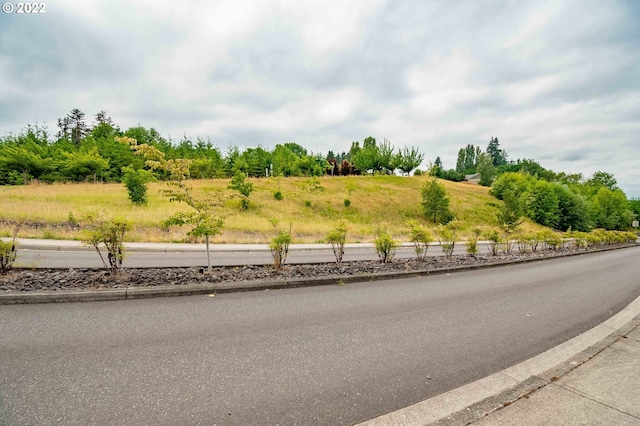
42,228 -> 57,240
67,211 -> 79,226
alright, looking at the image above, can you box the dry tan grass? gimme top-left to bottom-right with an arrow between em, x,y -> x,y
0,176 -> 540,243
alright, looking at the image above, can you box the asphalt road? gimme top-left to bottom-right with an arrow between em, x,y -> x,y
1,247 -> 639,425
14,244 -> 490,269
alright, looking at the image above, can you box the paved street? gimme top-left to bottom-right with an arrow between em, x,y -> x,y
1,247 -> 639,425
11,238 -> 492,268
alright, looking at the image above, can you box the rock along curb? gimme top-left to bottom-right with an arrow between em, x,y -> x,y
0,244 -> 637,305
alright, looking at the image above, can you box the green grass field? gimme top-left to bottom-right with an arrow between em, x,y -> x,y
0,175 -> 545,243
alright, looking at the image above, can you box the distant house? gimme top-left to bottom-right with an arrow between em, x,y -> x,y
464,173 -> 481,184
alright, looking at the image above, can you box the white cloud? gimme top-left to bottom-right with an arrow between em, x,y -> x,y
0,0 -> 639,196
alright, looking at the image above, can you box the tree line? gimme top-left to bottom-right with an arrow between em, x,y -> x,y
0,109 -> 424,185
426,136 -> 637,232
1,109 -> 637,232
489,170 -> 635,231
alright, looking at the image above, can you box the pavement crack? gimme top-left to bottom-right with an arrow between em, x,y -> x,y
559,384 -> 640,420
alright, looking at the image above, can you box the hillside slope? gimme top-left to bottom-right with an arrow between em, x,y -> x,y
0,176 -> 544,243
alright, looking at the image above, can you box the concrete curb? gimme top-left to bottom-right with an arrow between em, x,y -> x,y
1,244 -> 637,305
358,296 -> 640,425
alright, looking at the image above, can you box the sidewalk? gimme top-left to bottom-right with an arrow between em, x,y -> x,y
361,296 -> 640,426
470,322 -> 640,425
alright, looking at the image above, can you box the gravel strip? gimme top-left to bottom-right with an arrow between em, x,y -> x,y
1,245 -> 635,293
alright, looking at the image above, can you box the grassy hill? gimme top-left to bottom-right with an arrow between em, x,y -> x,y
0,175 -> 546,243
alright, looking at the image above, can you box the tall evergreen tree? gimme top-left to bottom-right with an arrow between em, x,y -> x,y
455,144 -> 480,174
455,148 -> 465,173
486,137 -> 507,167
66,109 -> 89,145
463,144 -> 476,172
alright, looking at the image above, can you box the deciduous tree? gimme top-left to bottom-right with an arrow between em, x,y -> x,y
0,142 -> 53,184
591,187 -> 633,230
122,137 -> 226,272
421,179 -> 453,224
497,190 -> 523,234
396,146 -> 424,175
63,147 -> 109,183
476,152 -> 497,186
523,180 -> 559,228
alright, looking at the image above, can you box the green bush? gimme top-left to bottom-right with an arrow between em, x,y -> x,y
326,222 -> 347,266
530,232 -> 544,252
375,233 -> 398,264
515,232 -> 531,254
0,232 -> 17,274
228,170 -> 254,210
541,231 -> 562,250
571,231 -> 588,249
484,230 -> 501,256
273,190 -> 283,200
437,222 -> 459,257
83,214 -> 131,271
500,234 -> 516,254
269,223 -> 292,269
466,227 -> 482,256
122,166 -> 154,205
585,232 -> 602,248
409,222 -> 433,260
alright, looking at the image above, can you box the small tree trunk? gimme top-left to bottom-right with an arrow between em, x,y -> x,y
23,169 -> 28,185
205,234 -> 212,273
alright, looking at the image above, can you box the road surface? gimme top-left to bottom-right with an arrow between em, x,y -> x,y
14,243 -> 491,268
1,247 -> 639,425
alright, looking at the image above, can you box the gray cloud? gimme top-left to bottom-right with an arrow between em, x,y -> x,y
1,0 -> 639,197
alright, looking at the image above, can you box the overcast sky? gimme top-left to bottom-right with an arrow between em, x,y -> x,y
1,0 -> 639,196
